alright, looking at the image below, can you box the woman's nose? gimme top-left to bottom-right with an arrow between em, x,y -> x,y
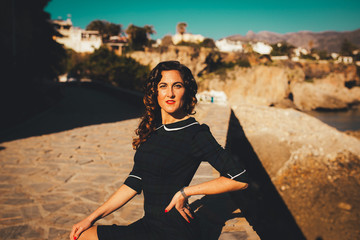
166,87 -> 175,97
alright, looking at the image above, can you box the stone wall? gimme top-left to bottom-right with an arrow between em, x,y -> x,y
128,46 -> 212,76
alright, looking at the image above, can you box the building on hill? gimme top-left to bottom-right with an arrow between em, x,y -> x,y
215,38 -> 272,55
172,33 -> 205,45
293,47 -> 309,57
337,56 -> 353,64
215,38 -> 243,52
171,22 -> 205,45
292,47 -> 309,61
105,35 -> 128,55
251,42 -> 272,55
52,18 -> 102,53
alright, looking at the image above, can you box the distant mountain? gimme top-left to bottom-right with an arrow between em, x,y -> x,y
226,29 -> 360,53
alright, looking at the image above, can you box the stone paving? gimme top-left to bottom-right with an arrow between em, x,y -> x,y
0,97 -> 259,239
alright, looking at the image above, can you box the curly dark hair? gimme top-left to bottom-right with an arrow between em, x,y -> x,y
132,61 -> 198,149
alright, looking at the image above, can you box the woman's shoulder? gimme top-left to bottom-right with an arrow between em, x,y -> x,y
192,123 -> 210,132
188,121 -> 212,138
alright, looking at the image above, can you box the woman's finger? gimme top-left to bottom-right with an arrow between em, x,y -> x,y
177,207 -> 190,223
74,226 -> 83,240
69,226 -> 77,240
183,207 -> 193,219
165,200 -> 175,213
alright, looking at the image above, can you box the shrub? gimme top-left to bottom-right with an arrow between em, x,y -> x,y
84,47 -> 150,91
271,42 -> 295,57
200,38 -> 216,49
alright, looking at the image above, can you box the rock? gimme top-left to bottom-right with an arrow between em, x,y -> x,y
301,62 -> 359,85
345,130 -> 360,140
233,104 -> 360,240
196,60 -> 359,111
291,81 -> 360,111
199,65 -> 300,106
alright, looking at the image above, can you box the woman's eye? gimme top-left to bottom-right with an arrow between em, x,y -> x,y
159,85 -> 166,88
174,84 -> 183,88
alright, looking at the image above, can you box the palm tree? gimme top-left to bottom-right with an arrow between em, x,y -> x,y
177,22 -> 187,35
144,25 -> 156,38
125,24 -> 156,50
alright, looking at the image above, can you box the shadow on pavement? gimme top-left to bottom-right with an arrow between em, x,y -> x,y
191,193 -> 244,240
0,82 -> 144,143
225,110 -> 306,240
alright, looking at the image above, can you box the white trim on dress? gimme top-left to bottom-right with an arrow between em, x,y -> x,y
227,170 -> 246,179
157,122 -> 199,131
128,175 -> 142,180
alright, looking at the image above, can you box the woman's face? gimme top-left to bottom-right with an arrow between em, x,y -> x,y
157,70 -> 186,118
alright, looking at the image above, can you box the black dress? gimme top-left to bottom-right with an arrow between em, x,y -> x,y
97,117 -> 247,240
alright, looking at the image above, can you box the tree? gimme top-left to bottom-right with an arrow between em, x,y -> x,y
86,20 -> 122,42
2,0 -> 66,127
200,38 -> 216,48
126,24 -> 155,50
177,22 -> 187,35
144,25 -> 156,38
205,52 -> 222,72
340,39 -> 357,56
85,47 -> 149,91
64,49 -> 90,79
4,0 -> 66,82
317,50 -> 330,60
270,42 -> 295,57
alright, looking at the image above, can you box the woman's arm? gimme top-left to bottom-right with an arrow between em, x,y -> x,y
70,184 -> 137,240
184,176 -> 248,196
165,177 -> 248,222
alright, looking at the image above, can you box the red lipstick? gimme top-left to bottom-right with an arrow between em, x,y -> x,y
166,100 -> 175,104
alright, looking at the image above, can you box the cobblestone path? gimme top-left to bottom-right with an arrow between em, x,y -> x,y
0,86 -> 259,240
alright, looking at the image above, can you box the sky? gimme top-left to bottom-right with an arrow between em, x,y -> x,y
45,0 -> 360,40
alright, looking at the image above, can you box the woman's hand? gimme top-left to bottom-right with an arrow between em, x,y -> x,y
69,218 -> 93,240
165,190 -> 193,223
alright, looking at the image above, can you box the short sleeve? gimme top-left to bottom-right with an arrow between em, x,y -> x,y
124,163 -> 143,194
192,125 -> 247,183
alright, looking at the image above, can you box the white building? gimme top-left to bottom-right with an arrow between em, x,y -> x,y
337,56 -> 353,64
52,18 -> 102,53
172,33 -> 205,45
293,47 -> 309,57
251,42 -> 272,55
215,39 -> 243,52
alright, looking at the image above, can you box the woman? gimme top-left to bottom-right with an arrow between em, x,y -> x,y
69,61 -> 248,240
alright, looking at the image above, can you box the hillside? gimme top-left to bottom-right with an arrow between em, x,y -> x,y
226,28 -> 360,52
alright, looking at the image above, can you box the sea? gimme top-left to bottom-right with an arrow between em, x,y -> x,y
306,107 -> 360,131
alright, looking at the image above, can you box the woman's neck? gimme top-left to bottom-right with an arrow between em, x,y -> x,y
161,111 -> 189,125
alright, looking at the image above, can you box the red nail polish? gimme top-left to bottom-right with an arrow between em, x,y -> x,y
187,220 -> 190,223
74,237 -> 77,240
165,209 -> 168,213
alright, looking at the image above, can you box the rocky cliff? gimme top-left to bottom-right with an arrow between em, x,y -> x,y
198,63 -> 360,111
130,45 -> 360,110
233,104 -> 360,240
129,46 -> 359,112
